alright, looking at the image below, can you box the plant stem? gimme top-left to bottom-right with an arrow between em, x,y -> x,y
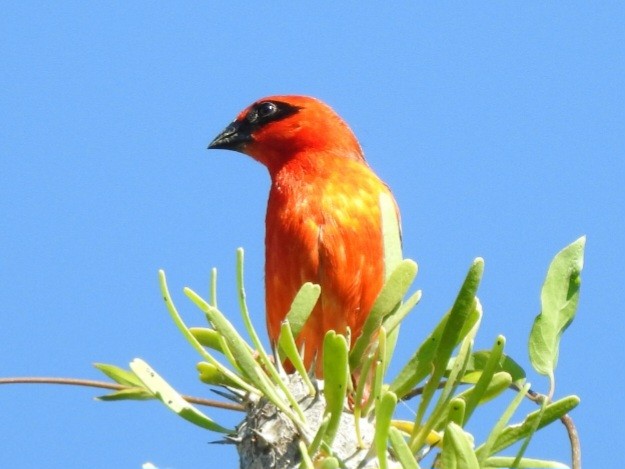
0,376 -> 245,412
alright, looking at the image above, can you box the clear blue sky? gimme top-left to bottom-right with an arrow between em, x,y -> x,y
1,3 -> 623,468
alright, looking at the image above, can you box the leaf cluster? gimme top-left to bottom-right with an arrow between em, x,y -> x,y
96,196 -> 584,469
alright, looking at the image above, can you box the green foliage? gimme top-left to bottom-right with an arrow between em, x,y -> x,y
321,332 -> 349,447
529,236 -> 585,398
374,390 -> 398,469
130,358 -> 232,433
95,197 -> 584,468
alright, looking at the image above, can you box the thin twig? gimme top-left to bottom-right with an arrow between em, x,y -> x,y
561,414 -> 581,469
513,384 -> 581,468
0,377 -> 245,412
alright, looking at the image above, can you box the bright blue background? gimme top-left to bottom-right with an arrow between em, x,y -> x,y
2,3 -> 622,468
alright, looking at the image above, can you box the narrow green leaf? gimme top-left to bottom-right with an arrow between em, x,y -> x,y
410,300 -> 481,451
308,414 -> 331,458
353,350 -> 377,426
197,362 -> 243,388
382,289 -> 422,335
461,349 -> 526,384
382,289 -> 421,369
159,270 -> 255,395
97,387 -> 154,401
350,259 -> 418,370
479,395 -> 580,457
447,398 -> 466,426
318,457 -> 339,469
372,327 -> 388,401
185,288 -> 305,428
414,258 -> 483,428
441,422 -> 480,469
322,331 -> 349,447
484,456 -> 568,468
388,427 -> 420,469
462,336 -> 505,423
477,383 -> 530,463
506,396 -> 574,460
390,303 -> 481,398
510,398 -> 546,469
529,236 -> 585,392
235,248 -> 274,370
374,390 -> 398,469
129,358 -> 232,433
455,372 -> 512,409
285,282 -> 321,339
277,320 -> 316,395
209,267 -> 217,308
299,440 -> 315,469
94,363 -> 145,388
189,327 -> 225,353
384,322 -> 400,377
235,249 -> 307,422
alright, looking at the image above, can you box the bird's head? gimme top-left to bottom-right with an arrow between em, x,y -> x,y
208,95 -> 364,173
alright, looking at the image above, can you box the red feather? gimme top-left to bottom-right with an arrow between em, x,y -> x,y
209,95 -> 399,377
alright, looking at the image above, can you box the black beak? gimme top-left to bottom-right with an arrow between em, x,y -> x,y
207,120 -> 251,151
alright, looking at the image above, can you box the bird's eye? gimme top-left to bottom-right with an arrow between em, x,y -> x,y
245,100 -> 298,126
257,102 -> 277,118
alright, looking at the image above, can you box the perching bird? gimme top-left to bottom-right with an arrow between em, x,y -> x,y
208,95 -> 399,377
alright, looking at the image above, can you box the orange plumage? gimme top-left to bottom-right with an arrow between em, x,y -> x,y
209,95 -> 399,377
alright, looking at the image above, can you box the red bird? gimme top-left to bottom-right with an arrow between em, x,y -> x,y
208,95 -> 399,377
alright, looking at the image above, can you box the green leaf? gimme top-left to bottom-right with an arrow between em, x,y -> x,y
353,350 -> 377,422
461,349 -> 526,384
97,387 -> 154,401
129,358 -> 232,433
209,267 -> 217,308
322,331 -> 349,447
308,414 -> 331,459
189,328 -> 225,353
197,362 -> 243,388
371,327 -> 388,403
390,302 -> 481,399
392,258 -> 483,409
414,259 -> 483,425
382,289 -> 422,370
382,289 -> 422,335
235,248 -> 274,369
447,398 -> 466,426
529,236 -> 585,392
94,363 -> 145,388
441,422 -> 480,469
350,259 -> 418,370
410,299 -> 481,451
299,440 -> 315,469
455,372 -> 512,410
484,456 -> 568,468
277,320 -> 316,395
234,249 -> 307,421
374,390 -> 398,469
477,383 -> 530,463
285,282 -> 321,339
479,394 -> 580,457
159,270 -> 256,395
318,457 -> 339,469
510,398 -> 546,468
388,427 -> 419,469
185,288 -> 305,428
461,337 -> 505,423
